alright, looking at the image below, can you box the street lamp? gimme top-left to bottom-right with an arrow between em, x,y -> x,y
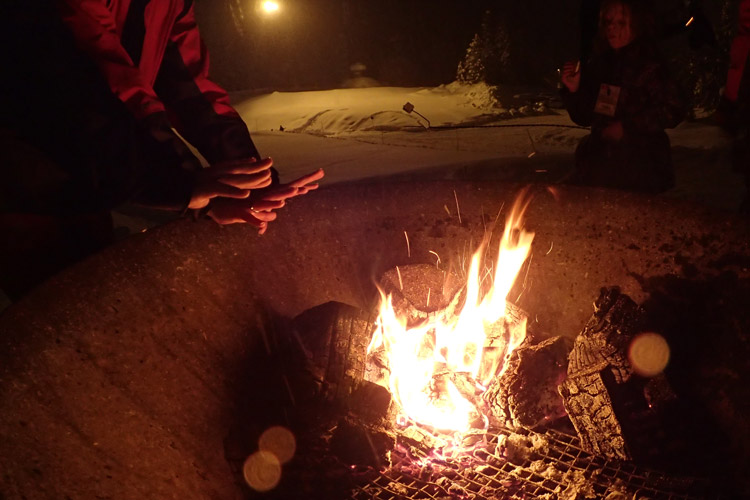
260,1 -> 280,14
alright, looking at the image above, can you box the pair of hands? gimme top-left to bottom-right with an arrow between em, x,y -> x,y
188,157 -> 324,234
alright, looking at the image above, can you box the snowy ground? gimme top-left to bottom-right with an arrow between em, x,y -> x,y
234,82 -> 740,209
113,81 -> 742,239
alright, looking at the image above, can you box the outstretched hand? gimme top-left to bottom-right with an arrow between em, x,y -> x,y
206,168 -> 325,234
188,157 -> 274,210
253,168 -> 325,204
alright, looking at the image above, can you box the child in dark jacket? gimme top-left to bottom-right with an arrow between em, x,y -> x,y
561,0 -> 687,193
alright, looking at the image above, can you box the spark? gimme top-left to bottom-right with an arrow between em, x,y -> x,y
444,205 -> 451,216
546,241 -> 554,255
426,288 -> 431,307
526,129 -> 537,158
453,190 -> 462,224
546,186 -> 560,200
429,250 -> 442,266
396,265 -> 403,291
494,203 -> 505,224
282,375 -> 296,406
515,254 -> 533,303
574,60 -> 581,73
685,16 -> 694,27
404,231 -> 411,257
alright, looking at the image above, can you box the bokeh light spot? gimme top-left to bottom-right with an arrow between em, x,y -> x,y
628,332 -> 670,377
262,1 -> 280,13
259,425 -> 296,464
243,451 -> 281,492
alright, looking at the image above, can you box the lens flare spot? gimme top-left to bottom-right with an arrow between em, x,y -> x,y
628,332 -> 670,377
262,1 -> 280,13
259,426 -> 296,464
243,451 -> 281,492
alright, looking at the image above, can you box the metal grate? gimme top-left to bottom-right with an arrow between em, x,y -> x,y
350,426 -> 715,500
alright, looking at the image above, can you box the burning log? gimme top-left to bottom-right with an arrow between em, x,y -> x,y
378,263 -> 464,326
483,335 -> 571,430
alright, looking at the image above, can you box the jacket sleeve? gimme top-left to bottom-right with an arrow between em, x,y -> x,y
560,71 -> 598,127
55,0 -> 165,119
55,0 -> 200,210
623,60 -> 686,134
153,3 -> 262,164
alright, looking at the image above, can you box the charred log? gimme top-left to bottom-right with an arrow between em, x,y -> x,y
293,301 -> 379,407
558,287 -> 645,460
558,287 -> 687,464
483,336 -> 571,430
330,416 -> 396,468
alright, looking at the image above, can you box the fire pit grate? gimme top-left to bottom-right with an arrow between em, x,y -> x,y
349,426 -> 713,500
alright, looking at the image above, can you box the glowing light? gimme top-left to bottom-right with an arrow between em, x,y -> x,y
243,451 -> 281,492
262,1 -> 280,13
628,332 -> 670,377
685,16 -> 694,27
368,191 -> 534,432
259,426 -> 296,464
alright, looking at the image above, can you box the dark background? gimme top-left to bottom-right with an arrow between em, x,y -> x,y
194,0 -> 580,91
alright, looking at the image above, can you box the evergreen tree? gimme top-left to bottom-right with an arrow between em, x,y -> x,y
457,33 -> 486,83
456,10 -> 512,84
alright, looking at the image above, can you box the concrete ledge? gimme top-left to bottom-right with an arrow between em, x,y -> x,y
1,180 -> 749,497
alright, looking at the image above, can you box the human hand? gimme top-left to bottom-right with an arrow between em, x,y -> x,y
251,168 -> 325,205
601,121 -> 624,142
205,196 -> 284,231
561,60 -> 581,93
207,168 -> 325,234
188,157 -> 274,210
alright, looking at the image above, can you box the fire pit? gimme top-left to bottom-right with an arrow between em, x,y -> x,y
1,180 -> 749,499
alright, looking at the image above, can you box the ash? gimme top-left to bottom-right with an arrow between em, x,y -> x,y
351,426 -> 716,500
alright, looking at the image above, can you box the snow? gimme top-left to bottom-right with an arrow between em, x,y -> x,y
233,82 -> 506,135
228,82 -> 741,212
112,81 -> 741,242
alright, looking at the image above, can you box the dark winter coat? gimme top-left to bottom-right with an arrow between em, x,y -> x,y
561,40 -> 687,193
0,0 -> 260,215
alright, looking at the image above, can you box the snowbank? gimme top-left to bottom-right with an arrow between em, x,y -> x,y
231,82 -> 552,136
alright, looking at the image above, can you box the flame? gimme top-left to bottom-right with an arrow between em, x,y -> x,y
368,192 -> 534,432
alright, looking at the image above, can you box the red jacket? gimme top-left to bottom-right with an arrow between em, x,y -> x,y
725,0 -> 750,104
56,0 -> 260,166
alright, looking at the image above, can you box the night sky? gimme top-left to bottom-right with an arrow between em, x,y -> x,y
194,0 -> 580,91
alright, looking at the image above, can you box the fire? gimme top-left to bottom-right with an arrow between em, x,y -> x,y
368,192 -> 534,432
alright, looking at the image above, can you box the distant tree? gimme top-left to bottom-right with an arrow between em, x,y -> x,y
456,33 -> 486,83
674,0 -> 734,114
456,10 -> 512,84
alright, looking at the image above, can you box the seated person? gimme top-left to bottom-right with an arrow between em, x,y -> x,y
561,0 -> 687,193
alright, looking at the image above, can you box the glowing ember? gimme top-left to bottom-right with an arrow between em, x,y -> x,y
368,192 -> 535,432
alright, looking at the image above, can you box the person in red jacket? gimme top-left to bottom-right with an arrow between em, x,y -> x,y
718,0 -> 750,213
0,0 -> 323,300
